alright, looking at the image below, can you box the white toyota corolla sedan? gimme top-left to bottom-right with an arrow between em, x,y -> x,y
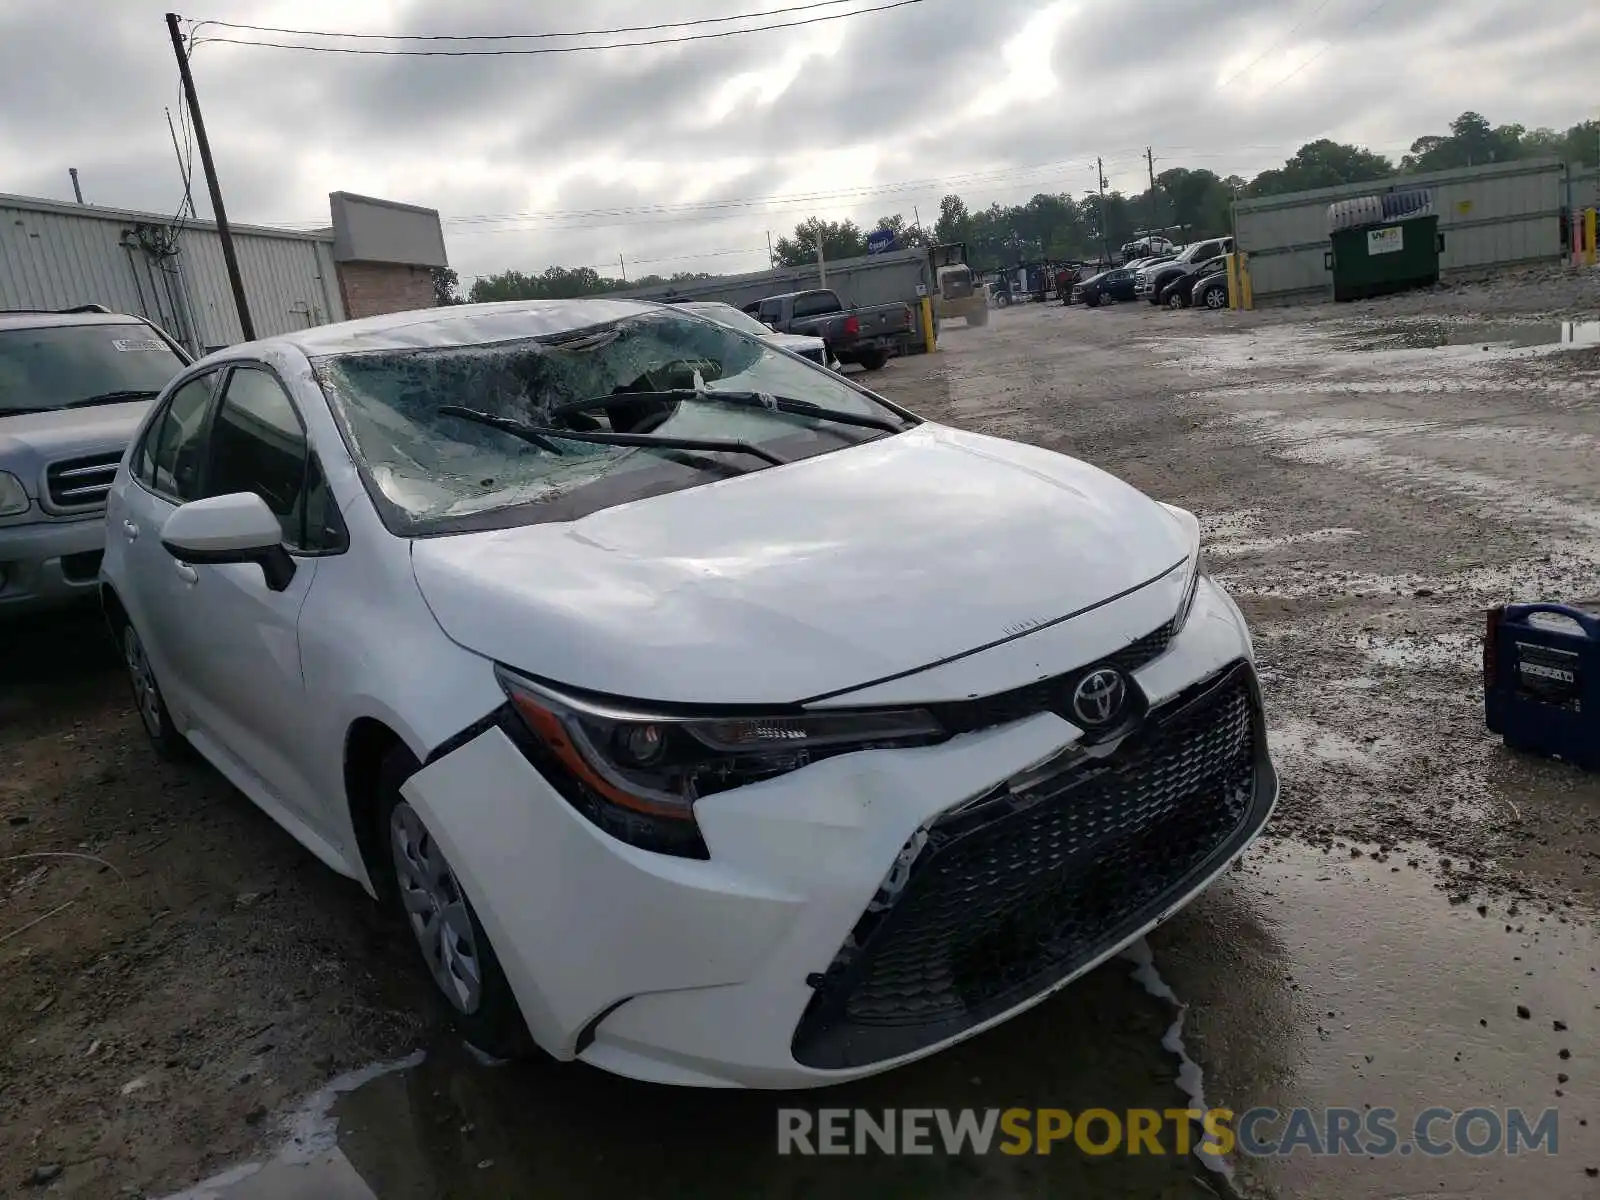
100,299 -> 1276,1088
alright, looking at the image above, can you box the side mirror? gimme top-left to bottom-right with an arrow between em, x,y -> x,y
160,492 -> 296,592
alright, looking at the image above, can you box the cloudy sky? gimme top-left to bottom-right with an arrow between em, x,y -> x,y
2,0 -> 1597,285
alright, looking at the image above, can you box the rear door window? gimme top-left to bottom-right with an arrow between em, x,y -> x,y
140,371 -> 221,502
792,293 -> 840,319
205,368 -> 311,547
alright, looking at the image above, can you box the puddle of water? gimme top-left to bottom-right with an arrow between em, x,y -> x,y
1210,528 -> 1363,559
161,1053 -> 425,1199
1123,938 -> 1231,1179
1354,631 -> 1480,672
168,961 -> 1231,1199
1155,840 -> 1600,1199
1351,319 -> 1600,352
1269,716 -> 1394,771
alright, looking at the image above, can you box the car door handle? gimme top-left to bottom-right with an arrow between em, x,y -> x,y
174,562 -> 199,585
122,520 -> 139,541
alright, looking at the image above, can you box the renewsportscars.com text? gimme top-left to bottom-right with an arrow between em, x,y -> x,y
776,1106 -> 1561,1158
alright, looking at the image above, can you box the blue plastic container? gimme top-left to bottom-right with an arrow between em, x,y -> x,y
1484,602 -> 1600,771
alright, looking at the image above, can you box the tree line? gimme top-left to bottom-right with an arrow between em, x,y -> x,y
452,110 -> 1599,300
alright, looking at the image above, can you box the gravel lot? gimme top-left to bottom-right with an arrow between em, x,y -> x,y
3,268 -> 1598,1198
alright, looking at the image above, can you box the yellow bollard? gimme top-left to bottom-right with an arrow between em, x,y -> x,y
1238,250 -> 1255,311
1225,252 -> 1241,310
920,295 -> 937,354
1587,208 -> 1597,268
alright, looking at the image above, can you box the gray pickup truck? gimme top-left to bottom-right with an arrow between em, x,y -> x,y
746,289 -> 913,371
1,307 -> 190,616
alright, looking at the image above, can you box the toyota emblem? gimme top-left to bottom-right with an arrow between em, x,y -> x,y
1071,668 -> 1127,727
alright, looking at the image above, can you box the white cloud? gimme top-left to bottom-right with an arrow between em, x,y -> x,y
1,0 -> 1597,283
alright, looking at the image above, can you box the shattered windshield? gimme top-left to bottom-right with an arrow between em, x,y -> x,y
312,308 -> 904,533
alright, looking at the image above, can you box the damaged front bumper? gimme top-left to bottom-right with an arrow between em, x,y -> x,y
399,577 -> 1278,1088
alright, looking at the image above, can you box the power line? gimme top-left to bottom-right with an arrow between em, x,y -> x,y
259,156 -> 1108,230
1252,0 -> 1397,96
1214,0 -> 1337,91
580,245 -> 771,271
439,178 -> 1108,236
190,0 -> 865,43
190,0 -> 925,56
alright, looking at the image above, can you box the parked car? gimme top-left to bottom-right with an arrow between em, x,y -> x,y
1190,266 -> 1232,311
748,289 -> 912,371
1072,267 -> 1138,307
1157,255 -> 1228,309
0,305 -> 190,617
1055,261 -> 1099,304
673,301 -> 839,371
1136,238 -> 1234,304
1120,235 -> 1177,261
101,298 -> 1276,1088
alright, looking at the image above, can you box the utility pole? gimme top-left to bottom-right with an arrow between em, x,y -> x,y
766,230 -> 775,268
618,253 -> 626,282
68,168 -> 84,204
817,237 -> 827,288
1146,147 -> 1157,232
165,12 -> 255,341
1096,156 -> 1108,263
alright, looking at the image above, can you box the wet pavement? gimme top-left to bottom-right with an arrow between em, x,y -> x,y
170,836 -> 1599,1199
1343,317 -> 1600,351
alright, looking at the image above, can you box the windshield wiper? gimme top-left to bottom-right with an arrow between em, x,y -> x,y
547,389 -> 907,434
66,389 -> 162,408
437,407 -> 568,454
439,406 -> 787,467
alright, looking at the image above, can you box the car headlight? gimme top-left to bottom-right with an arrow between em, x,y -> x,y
1157,503 -> 1208,631
0,471 -> 31,517
495,666 -> 946,856
1175,545 -> 1210,630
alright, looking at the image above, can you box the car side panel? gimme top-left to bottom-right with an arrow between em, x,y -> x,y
293,496 -> 507,887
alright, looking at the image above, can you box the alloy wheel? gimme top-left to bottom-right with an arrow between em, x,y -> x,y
1206,288 -> 1226,310
390,801 -> 483,1015
123,624 -> 163,740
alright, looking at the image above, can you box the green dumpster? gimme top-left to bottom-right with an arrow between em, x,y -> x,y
1324,191 -> 1444,302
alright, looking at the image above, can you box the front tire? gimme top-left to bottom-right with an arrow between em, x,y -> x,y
116,615 -> 188,761
1167,289 -> 1187,309
376,747 -> 532,1059
1204,286 -> 1227,310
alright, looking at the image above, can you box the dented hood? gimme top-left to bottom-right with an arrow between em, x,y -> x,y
410,423 -> 1191,704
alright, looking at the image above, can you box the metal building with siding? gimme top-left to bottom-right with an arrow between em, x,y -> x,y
1234,159 -> 1568,305
611,248 -> 938,351
0,192 -> 345,355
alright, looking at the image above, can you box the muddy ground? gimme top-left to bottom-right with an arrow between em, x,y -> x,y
3,268 -> 1599,1198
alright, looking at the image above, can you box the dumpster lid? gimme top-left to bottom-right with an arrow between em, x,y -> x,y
1328,189 -> 1433,234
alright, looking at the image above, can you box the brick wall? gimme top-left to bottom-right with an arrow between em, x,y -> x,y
336,261 -> 436,319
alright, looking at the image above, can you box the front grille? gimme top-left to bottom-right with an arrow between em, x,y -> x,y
924,614 -> 1179,736
793,662 -> 1268,1069
45,451 -> 122,511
